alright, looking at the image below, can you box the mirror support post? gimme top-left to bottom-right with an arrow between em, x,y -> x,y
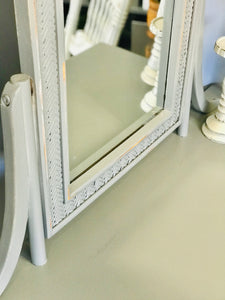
0,74 -> 46,296
178,0 -> 201,137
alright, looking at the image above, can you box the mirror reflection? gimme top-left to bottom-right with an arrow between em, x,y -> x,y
64,0 -> 166,181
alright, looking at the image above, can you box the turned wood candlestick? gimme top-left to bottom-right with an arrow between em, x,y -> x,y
141,0 -> 164,86
147,0 -> 160,39
140,17 -> 163,113
202,36 -> 225,143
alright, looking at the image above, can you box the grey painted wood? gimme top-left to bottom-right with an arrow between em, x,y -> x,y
0,0 -> 204,295
178,0 -> 203,136
0,155 -> 4,234
0,78 -> 29,296
0,75 -> 46,296
59,0 -> 197,234
14,0 -> 71,236
13,0 -> 202,238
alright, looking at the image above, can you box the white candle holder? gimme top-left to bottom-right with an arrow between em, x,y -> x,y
141,0 -> 165,86
141,34 -> 162,86
140,17 -> 163,113
202,36 -> 225,144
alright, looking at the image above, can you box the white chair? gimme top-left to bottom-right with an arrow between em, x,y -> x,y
64,0 -> 83,59
65,0 -> 131,58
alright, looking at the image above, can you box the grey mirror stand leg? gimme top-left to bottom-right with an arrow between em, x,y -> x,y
0,74 -> 47,296
191,0 -> 207,113
177,0 -> 202,137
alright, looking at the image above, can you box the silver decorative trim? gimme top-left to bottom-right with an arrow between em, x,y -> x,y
35,0 -> 65,225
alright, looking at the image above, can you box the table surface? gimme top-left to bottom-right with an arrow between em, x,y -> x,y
1,110 -> 225,300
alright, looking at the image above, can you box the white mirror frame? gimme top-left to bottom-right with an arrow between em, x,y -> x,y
13,0 -> 200,238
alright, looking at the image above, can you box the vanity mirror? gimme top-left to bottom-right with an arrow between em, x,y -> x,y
67,11 -> 167,182
12,0 -> 199,239
65,0 -> 167,182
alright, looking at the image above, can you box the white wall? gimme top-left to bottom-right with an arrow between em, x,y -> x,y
202,0 -> 225,86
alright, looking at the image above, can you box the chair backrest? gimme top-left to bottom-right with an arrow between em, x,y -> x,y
65,0 -> 131,57
84,0 -> 131,45
65,0 -> 83,59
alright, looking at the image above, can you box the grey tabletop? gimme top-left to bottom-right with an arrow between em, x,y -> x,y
1,110 -> 225,300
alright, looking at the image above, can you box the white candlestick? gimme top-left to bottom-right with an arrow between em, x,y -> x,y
141,0 -> 165,86
202,37 -> 225,143
140,17 -> 163,113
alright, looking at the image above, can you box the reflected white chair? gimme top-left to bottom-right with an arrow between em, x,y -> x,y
65,0 -> 131,59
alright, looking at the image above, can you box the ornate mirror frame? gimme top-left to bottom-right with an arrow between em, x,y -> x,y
13,0 -> 200,238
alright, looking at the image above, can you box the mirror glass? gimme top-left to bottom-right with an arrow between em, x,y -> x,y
64,0 -> 166,182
